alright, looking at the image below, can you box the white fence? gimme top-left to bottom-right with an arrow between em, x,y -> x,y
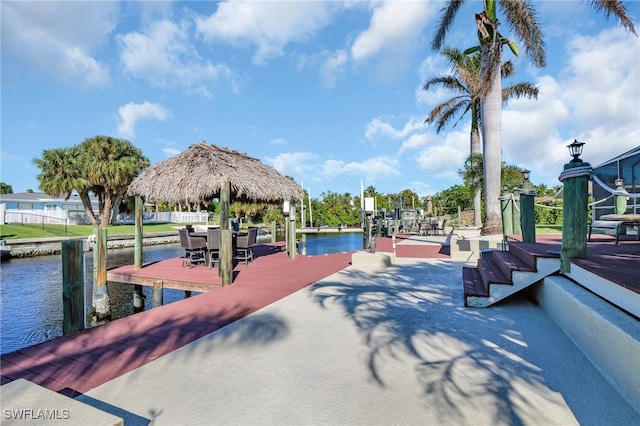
4,209 -> 209,226
115,211 -> 209,224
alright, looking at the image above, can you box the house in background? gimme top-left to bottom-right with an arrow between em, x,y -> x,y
0,192 -> 209,225
0,192 -> 100,225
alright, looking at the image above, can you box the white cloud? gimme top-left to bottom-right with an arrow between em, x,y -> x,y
499,27 -> 640,186
365,116 -> 426,141
195,1 -> 337,65
562,27 -> 640,131
399,132 -> 434,155
320,49 -> 348,88
321,157 -> 400,183
351,1 -> 432,61
270,138 -> 287,145
162,147 -> 181,157
415,130 -> 468,179
117,102 -> 171,139
264,152 -> 318,177
2,1 -> 114,87
118,19 -> 237,96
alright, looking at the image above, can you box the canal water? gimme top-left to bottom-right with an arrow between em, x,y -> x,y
0,233 -> 363,355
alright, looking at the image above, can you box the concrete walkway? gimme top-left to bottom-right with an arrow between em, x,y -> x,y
79,238 -> 639,425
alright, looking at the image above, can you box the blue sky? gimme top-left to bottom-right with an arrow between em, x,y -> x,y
2,1 -> 639,200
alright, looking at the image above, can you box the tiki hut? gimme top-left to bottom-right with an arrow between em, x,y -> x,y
127,141 -> 303,204
127,141 -> 304,285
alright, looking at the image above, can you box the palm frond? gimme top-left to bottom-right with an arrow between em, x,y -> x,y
499,0 -> 546,67
590,0 -> 637,35
432,0 -> 467,50
502,82 -> 539,103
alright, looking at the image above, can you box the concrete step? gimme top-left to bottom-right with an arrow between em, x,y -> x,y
477,258 -> 511,287
492,250 -> 536,279
462,266 -> 488,300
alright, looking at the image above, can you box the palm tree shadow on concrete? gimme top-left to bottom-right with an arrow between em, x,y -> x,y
309,261 -> 618,424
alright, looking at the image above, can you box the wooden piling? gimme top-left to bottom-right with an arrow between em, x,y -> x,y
520,192 -> 536,243
271,221 -> 277,243
363,215 -> 372,249
561,161 -> 590,272
288,204 -> 297,259
153,280 -> 163,307
62,240 -> 84,335
220,181 -> 233,286
512,194 -> 522,235
501,192 -> 514,238
93,227 -> 110,321
134,196 -> 143,269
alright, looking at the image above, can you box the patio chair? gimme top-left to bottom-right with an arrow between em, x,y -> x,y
435,219 -> 448,236
418,220 -> 430,236
179,228 -> 206,268
206,228 -> 221,268
234,227 -> 257,265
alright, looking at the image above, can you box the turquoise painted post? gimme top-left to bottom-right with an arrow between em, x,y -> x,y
62,240 -> 84,334
500,189 -> 514,240
512,193 -> 522,235
520,185 -> 536,243
614,179 -> 628,214
560,161 -> 591,273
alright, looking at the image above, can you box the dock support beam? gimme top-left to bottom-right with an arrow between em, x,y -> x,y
153,280 -> 163,307
220,181 -> 233,286
288,204 -> 297,259
92,227 -> 111,323
500,190 -> 514,241
62,240 -> 85,335
134,196 -> 143,269
561,161 -> 591,273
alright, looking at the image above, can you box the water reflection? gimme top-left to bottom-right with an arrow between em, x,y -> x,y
0,244 -> 191,355
299,232 -> 363,256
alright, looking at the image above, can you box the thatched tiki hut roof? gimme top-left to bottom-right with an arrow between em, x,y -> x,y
127,141 -> 303,286
127,141 -> 304,204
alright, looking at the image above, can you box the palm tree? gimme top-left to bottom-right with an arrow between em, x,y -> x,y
80,136 -> 150,226
34,136 -> 149,227
432,0 -> 636,235
34,146 -> 97,223
424,47 -> 538,228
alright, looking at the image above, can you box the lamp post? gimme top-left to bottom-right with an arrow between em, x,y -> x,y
568,140 -> 585,162
519,169 -> 536,243
561,139 -> 590,273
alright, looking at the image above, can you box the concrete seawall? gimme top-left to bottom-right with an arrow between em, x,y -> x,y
2,232 -> 180,258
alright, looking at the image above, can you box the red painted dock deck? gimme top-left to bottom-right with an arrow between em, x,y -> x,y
1,245 -> 354,396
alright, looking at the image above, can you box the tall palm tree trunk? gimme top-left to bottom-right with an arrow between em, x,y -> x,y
470,128 -> 482,227
480,48 -> 503,235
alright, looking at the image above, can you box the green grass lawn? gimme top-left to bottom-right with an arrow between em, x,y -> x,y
1,222 -> 564,240
535,225 -> 562,234
0,223 -> 182,240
